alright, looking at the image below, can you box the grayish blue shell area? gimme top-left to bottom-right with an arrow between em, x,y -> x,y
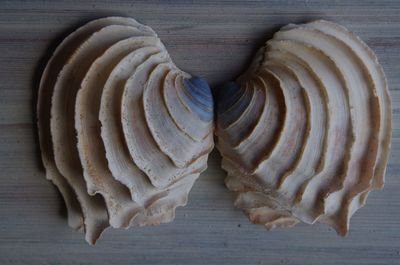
216,81 -> 250,128
182,77 -> 214,122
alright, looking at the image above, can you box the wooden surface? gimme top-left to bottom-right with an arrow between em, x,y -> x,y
0,1 -> 399,264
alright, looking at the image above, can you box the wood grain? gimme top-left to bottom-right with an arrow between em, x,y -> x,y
0,1 -> 399,264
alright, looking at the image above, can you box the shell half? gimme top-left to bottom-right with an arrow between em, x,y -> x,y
37,17 -> 214,244
216,20 -> 391,235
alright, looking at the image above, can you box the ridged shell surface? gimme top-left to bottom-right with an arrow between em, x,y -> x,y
37,17 -> 214,244
216,20 -> 391,235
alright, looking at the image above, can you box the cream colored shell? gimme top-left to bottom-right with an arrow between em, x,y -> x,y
37,17 -> 214,244
37,17 -> 391,242
216,20 -> 391,235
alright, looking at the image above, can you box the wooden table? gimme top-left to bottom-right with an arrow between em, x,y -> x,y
0,1 -> 399,264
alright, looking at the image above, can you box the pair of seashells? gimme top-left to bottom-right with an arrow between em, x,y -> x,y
37,17 -> 391,244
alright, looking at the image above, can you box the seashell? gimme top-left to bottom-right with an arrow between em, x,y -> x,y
216,20 -> 391,235
37,17 -> 214,244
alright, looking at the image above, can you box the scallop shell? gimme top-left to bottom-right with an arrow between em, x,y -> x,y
216,20 -> 391,235
37,17 -> 214,244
